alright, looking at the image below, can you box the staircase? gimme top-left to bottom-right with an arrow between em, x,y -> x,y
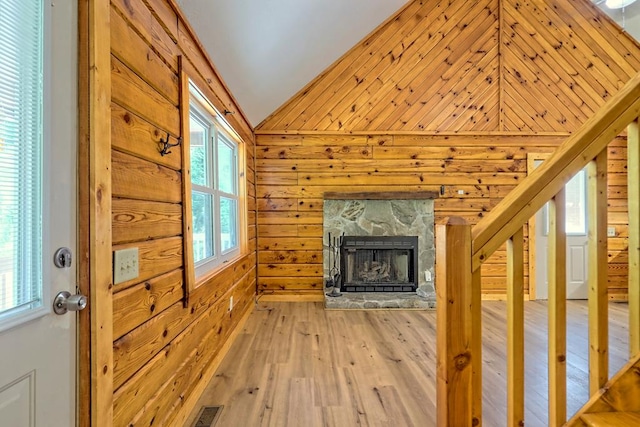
435,72 -> 640,426
569,353 -> 640,426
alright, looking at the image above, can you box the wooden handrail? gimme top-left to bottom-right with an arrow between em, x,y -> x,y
471,72 -> 640,272
438,71 -> 640,427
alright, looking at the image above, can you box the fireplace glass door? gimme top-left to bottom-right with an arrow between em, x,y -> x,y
340,236 -> 418,292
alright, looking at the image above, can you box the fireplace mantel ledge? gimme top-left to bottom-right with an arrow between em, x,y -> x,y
323,191 -> 439,200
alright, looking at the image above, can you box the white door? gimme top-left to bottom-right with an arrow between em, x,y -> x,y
0,1 -> 78,426
535,165 -> 589,300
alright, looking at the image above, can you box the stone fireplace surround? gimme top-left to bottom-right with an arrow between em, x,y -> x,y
323,192 -> 437,309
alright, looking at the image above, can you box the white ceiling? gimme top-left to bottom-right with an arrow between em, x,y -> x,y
175,0 -> 640,127
175,0 -> 407,126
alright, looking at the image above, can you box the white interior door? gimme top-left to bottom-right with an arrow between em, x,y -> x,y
0,1 -> 78,426
535,165 -> 589,300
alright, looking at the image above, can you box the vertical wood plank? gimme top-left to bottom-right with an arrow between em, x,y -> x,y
548,189 -> 567,426
471,268 -> 483,427
436,217 -> 473,427
78,0 -> 91,424
179,56 -> 195,304
507,228 -> 525,427
588,151 -> 609,395
628,119 -> 640,356
89,0 -> 113,425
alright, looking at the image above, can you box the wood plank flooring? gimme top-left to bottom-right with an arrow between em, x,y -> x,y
185,301 -> 630,427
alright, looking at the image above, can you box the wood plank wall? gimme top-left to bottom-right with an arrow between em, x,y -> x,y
254,134 -> 629,298
108,0 -> 256,425
255,0 -> 640,298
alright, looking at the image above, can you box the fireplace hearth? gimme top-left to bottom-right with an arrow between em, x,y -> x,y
340,236 -> 418,292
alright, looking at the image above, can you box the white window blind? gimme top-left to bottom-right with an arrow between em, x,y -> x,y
0,0 -> 44,320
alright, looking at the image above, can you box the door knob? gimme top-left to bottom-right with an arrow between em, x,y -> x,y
53,291 -> 87,315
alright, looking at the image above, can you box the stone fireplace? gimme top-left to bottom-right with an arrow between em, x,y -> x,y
340,235 -> 418,292
323,192 -> 436,309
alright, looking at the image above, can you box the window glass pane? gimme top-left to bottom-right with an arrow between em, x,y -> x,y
220,197 -> 237,252
190,113 -> 208,187
565,170 -> 586,235
218,136 -> 236,194
0,0 -> 44,320
191,191 -> 214,262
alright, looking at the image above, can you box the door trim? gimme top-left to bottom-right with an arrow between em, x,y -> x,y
78,0 -> 113,425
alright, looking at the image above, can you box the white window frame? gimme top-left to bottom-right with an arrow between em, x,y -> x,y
188,82 -> 243,278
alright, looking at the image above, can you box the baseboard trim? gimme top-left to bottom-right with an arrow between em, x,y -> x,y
171,302 -> 254,427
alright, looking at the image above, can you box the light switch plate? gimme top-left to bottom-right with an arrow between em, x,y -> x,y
114,247 -> 139,284
607,226 -> 616,238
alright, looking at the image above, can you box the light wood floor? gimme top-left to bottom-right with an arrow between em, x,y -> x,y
185,300 -> 630,427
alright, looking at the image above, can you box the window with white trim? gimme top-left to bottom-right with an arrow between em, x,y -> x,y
189,84 -> 242,277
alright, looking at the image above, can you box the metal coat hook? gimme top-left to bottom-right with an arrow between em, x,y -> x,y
159,132 -> 182,156
223,109 -> 235,115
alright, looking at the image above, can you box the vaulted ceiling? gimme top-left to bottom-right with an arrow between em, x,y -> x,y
175,0 -> 640,127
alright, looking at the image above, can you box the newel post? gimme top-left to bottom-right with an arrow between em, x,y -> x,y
436,217 -> 475,426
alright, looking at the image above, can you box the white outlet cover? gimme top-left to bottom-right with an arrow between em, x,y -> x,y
607,226 -> 616,237
113,247 -> 139,284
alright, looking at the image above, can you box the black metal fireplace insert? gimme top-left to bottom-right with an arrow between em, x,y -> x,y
339,236 -> 418,292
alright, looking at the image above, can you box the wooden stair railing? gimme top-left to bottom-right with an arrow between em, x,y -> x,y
436,71 -> 640,427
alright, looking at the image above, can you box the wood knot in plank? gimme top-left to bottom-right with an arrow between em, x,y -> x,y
454,352 -> 471,371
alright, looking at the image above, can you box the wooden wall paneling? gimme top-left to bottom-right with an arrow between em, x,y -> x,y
427,59 -> 500,132
111,150 -> 181,203
258,264 -> 322,277
254,132 -> 628,297
113,289 -> 232,425
87,0 -> 113,424
112,269 -> 184,340
110,6 -> 179,105
113,299 -> 190,390
143,270 -> 254,427
502,7 -> 604,111
552,0 -> 640,76
111,0 -> 179,73
111,55 -> 180,136
534,3 -> 628,88
514,21 -> 606,110
106,1 -> 258,426
111,103 -> 181,170
258,251 -> 322,264
143,0 -> 179,43
315,0 -> 475,132
258,277 -> 325,293
501,39 -> 585,130
160,273 -> 256,427
112,198 -> 182,244
386,8 -> 500,131
112,237 -> 183,292
347,0 -> 498,132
